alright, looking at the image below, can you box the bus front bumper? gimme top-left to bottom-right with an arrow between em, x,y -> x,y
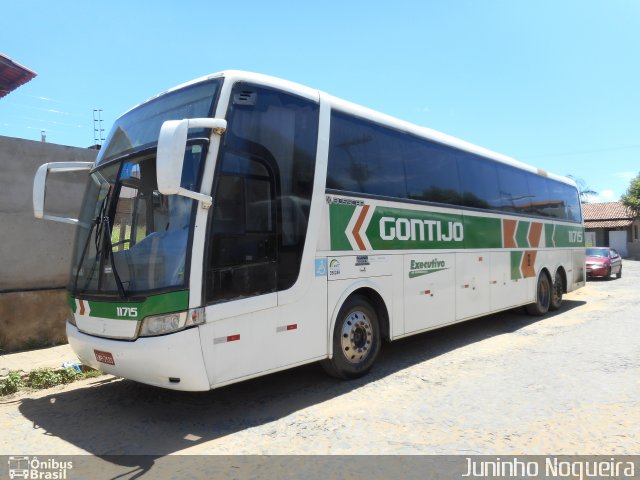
67,323 -> 210,391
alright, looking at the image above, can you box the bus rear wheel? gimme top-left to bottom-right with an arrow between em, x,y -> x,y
549,271 -> 563,311
322,295 -> 381,380
526,272 -> 551,316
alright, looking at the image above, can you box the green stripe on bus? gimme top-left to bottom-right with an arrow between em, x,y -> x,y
462,215 -> 502,249
553,225 -> 585,247
510,251 -> 524,280
515,221 -> 530,248
329,200 -> 583,252
329,203 -> 356,251
330,203 -> 504,251
69,290 -> 189,321
545,223 -> 555,247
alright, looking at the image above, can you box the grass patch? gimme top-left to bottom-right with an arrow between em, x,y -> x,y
0,371 -> 23,395
0,366 -> 103,397
81,369 -> 103,379
28,367 -> 78,389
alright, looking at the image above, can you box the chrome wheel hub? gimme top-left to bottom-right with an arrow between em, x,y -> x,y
340,310 -> 373,364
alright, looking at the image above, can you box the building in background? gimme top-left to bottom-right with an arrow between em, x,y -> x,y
0,53 -> 37,99
582,201 -> 640,258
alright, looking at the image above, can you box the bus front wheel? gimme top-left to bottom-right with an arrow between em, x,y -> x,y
322,295 -> 381,380
526,272 -> 551,316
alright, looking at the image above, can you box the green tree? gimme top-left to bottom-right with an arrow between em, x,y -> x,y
621,172 -> 640,217
567,175 -> 597,204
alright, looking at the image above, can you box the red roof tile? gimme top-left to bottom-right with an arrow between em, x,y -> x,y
0,53 -> 37,99
585,219 -> 633,228
582,201 -> 633,221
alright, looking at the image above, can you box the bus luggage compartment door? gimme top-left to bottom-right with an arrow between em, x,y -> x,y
403,253 -> 455,333
455,252 -> 491,320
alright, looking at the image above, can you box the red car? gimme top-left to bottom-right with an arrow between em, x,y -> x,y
585,247 -> 622,279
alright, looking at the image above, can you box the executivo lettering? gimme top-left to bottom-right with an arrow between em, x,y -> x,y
409,258 -> 449,278
380,217 -> 464,242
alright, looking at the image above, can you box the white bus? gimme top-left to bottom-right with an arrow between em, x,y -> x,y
34,71 -> 585,390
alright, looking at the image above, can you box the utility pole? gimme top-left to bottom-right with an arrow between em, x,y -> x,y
93,109 -> 105,146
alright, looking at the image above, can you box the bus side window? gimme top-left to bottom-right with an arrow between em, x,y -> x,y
327,112 -> 407,199
403,138 -> 462,205
458,154 -> 501,209
496,164 -> 533,214
527,175 -> 552,217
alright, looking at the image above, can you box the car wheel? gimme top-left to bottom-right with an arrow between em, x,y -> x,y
549,271 -> 563,311
606,266 -> 612,280
526,272 -> 551,316
616,267 -> 622,279
321,295 -> 381,380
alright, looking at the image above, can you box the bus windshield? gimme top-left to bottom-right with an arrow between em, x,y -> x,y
97,79 -> 221,165
69,79 -> 221,297
69,144 -> 206,297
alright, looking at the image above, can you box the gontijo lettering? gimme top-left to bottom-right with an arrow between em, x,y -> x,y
380,217 -> 464,242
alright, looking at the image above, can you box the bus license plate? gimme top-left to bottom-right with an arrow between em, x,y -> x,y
94,350 -> 115,366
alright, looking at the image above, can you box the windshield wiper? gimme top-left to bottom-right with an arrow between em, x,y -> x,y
101,216 -> 128,300
73,194 -> 108,293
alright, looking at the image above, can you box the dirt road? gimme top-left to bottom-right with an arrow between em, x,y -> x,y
2,261 -> 638,463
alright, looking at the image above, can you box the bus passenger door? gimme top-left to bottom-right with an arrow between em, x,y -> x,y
199,82 -> 322,387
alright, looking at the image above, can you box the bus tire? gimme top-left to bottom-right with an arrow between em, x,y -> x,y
322,295 -> 381,380
526,272 -> 551,316
549,271 -> 563,311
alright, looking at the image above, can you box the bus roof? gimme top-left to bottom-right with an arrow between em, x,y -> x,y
124,70 -> 577,189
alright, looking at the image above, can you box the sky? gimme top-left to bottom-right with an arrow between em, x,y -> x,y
1,0 -> 639,201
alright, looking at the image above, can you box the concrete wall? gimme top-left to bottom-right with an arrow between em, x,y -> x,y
0,135 -> 97,351
0,290 -> 70,351
0,135 -> 96,290
610,231 -> 628,257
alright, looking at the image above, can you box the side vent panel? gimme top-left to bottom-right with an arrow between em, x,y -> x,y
233,89 -> 257,106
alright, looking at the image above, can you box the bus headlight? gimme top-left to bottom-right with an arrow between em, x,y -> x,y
139,308 -> 205,337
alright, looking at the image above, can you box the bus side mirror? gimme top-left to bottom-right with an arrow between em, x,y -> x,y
156,118 -> 227,208
33,161 -> 94,225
